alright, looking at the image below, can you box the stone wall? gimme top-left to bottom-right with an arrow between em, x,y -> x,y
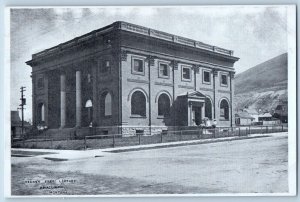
121,126 -> 168,137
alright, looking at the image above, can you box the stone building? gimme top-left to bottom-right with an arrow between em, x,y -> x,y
26,21 -> 239,136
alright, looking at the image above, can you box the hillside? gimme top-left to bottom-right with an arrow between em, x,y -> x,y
234,53 -> 288,112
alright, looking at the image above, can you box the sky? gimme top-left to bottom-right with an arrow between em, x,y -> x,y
9,6 -> 288,121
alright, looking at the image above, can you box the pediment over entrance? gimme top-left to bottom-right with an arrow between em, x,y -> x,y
178,91 -> 206,100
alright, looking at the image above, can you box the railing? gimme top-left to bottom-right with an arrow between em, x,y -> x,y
12,125 -> 288,150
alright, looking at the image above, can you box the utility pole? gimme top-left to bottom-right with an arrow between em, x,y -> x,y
18,86 -> 26,138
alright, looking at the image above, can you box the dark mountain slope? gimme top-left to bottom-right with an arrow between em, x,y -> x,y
235,53 -> 287,94
234,53 -> 288,112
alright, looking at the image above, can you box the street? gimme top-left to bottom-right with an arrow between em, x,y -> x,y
11,133 -> 288,195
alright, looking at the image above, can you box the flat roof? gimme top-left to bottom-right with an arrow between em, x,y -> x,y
30,21 -> 237,60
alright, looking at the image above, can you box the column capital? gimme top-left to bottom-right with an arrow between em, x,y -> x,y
121,50 -> 128,61
170,60 -> 179,70
146,55 -> 157,66
213,69 -> 218,76
192,65 -> 200,73
230,72 -> 235,78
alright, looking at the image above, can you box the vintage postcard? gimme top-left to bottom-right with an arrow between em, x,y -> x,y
4,5 -> 296,197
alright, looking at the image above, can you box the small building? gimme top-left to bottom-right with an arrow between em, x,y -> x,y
243,108 -> 259,122
273,103 -> 288,123
11,111 -> 31,139
235,111 -> 254,126
258,112 -> 280,125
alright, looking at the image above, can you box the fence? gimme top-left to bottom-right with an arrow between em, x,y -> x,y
12,125 -> 288,150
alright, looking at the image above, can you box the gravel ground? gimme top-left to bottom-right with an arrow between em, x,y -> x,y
11,133 -> 288,195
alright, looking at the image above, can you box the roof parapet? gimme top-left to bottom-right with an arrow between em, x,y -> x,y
116,21 -> 234,56
31,21 -> 235,61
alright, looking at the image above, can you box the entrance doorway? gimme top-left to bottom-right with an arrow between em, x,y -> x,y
192,106 -> 201,126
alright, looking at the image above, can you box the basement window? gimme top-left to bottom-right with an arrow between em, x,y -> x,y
136,130 -> 144,136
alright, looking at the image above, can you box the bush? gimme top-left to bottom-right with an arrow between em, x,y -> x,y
55,144 -> 63,149
30,144 -> 37,149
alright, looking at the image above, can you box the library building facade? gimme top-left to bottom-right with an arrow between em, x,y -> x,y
26,21 -> 239,136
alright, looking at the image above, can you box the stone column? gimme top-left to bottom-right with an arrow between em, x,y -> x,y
188,102 -> 193,126
213,70 -> 218,119
60,74 -> 66,128
201,102 -> 205,121
76,71 -> 82,127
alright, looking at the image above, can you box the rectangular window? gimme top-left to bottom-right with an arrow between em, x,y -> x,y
203,70 -> 211,83
136,130 -> 144,136
87,74 -> 91,83
132,58 -> 144,74
221,74 -> 228,86
37,77 -> 44,89
98,60 -> 111,73
159,63 -> 169,78
101,60 -> 111,73
105,60 -> 110,68
182,66 -> 191,81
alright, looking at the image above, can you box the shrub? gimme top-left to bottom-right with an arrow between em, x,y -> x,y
55,144 -> 63,149
30,144 -> 37,149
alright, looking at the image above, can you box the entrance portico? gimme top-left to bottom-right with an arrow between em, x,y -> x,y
179,91 -> 206,126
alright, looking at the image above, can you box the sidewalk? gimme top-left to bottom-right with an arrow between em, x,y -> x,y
12,132 -> 287,161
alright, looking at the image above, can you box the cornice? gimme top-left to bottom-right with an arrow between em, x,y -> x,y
26,21 -> 239,66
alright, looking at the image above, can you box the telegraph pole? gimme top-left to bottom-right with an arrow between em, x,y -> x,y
18,86 -> 26,137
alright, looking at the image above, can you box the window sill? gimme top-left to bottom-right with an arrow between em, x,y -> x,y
181,78 -> 192,82
158,75 -> 170,79
202,81 -> 211,85
157,115 -> 170,119
132,71 -> 145,76
130,115 -> 147,119
220,83 -> 228,87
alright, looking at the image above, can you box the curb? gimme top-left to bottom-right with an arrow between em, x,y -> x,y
102,135 -> 271,153
13,134 -> 273,161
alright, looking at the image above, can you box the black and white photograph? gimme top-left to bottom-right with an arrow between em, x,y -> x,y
4,5 -> 296,197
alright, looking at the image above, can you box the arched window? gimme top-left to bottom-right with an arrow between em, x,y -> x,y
102,92 -> 112,116
220,99 -> 229,120
131,91 -> 146,116
37,103 -> 45,123
158,94 -> 170,117
205,98 -> 212,119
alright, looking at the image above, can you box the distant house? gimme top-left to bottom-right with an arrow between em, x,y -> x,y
235,111 -> 255,126
243,108 -> 259,122
11,111 -> 31,139
273,103 -> 288,123
258,112 -> 280,125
